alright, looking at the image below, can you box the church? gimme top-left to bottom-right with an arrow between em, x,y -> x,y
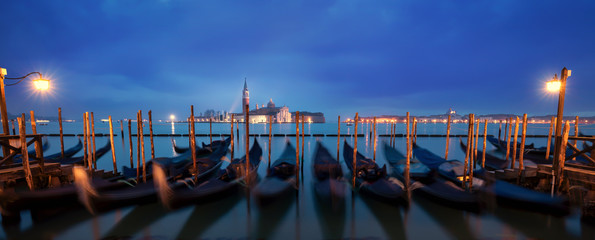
233,79 -> 324,123
232,79 -> 292,123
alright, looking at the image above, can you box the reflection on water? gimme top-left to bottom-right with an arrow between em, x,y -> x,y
2,122 -> 595,239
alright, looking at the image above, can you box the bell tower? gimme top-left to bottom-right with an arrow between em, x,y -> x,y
242,78 -> 249,114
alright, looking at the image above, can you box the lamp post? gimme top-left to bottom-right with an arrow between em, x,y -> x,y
0,67 -> 50,157
547,67 -> 571,189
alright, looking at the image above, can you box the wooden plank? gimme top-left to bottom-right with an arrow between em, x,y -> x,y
537,164 -> 595,185
567,144 -> 595,163
0,162 -> 62,182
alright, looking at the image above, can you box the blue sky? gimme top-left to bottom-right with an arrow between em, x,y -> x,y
1,0 -> 594,121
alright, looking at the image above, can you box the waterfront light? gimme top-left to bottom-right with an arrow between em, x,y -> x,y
33,78 -> 50,91
546,79 -> 561,93
170,114 -> 175,121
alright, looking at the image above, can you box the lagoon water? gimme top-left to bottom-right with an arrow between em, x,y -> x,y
2,121 -> 595,239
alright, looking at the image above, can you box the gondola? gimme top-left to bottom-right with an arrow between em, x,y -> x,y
44,138 -> 83,162
384,143 -> 480,211
413,143 -> 570,216
0,170 -> 130,215
13,139 -> 81,164
0,139 -> 114,215
12,138 -> 50,161
171,138 -> 220,155
458,138 -> 510,170
343,141 -> 406,205
312,142 -> 346,208
73,139 -> 230,214
383,143 -> 431,179
155,139 -> 261,209
253,141 -> 297,205
412,143 -> 485,188
122,137 -> 231,179
59,139 -> 112,165
486,135 -> 534,151
489,136 -> 592,165
121,151 -> 191,179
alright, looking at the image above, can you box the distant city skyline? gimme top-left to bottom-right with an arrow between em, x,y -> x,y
1,1 -> 595,121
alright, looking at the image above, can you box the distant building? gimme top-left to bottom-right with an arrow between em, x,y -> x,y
242,78 -> 249,114
246,99 -> 292,123
232,80 -> 324,123
293,111 -> 326,123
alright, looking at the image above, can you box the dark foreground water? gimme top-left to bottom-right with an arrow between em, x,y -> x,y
2,122 -> 595,239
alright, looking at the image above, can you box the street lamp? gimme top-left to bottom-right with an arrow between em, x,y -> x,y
0,68 -> 51,135
548,67 -> 571,192
546,74 -> 561,93
0,67 -> 51,159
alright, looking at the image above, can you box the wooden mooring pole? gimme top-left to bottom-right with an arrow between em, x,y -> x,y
244,104 -> 250,185
474,118 -> 480,163
482,119 -> 487,169
295,111 -> 300,185
30,111 -> 44,172
463,114 -> 473,189
190,106 -> 196,177
573,116 -> 578,161
109,116 -> 117,174
139,111 -> 146,182
11,119 -> 15,135
518,114 -> 527,182
352,113 -> 359,188
85,112 -> 91,170
90,112 -> 97,170
58,107 -> 64,159
389,121 -> 393,147
149,110 -> 155,159
413,117 -> 417,144
373,116 -> 377,162
244,105 -> 252,186
506,117 -> 512,161
120,120 -> 124,139
83,113 -> 88,169
337,116 -> 340,163
445,114 -> 451,160
405,112 -> 411,192
230,115 -> 234,161
268,115 -> 272,168
392,121 -> 397,147
136,112 -> 141,182
555,121 -> 570,194
546,116 -> 555,160
18,115 -> 34,190
82,113 -> 87,166
469,115 -> 475,190
444,114 -> 450,160
127,119 -> 133,168
511,116 -> 519,169
210,117 -> 213,146
498,120 -> 502,141
301,115 -> 305,174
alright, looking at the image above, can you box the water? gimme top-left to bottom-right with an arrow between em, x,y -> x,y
2,122 -> 595,239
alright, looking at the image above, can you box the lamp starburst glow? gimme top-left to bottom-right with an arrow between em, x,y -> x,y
546,80 -> 561,93
33,78 -> 50,91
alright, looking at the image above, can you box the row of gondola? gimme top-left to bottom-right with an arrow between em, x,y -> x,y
0,135 -> 577,226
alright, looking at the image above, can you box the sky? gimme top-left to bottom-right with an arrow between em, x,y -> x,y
1,0 -> 595,121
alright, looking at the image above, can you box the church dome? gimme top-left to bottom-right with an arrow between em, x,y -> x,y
267,98 -> 275,108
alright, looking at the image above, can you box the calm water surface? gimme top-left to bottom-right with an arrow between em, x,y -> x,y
2,122 -> 595,239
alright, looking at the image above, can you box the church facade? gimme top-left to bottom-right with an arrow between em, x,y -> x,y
233,80 -> 324,123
